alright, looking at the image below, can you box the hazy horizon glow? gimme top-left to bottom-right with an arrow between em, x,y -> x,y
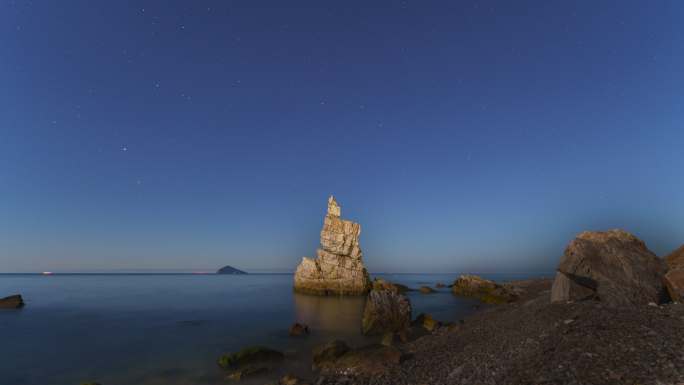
1,1 -> 683,273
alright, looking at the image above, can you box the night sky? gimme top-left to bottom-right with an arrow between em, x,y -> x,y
1,1 -> 682,273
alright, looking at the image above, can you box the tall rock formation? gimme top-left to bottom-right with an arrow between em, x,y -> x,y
293,196 -> 371,295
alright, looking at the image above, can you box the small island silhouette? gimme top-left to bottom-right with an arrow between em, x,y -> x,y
216,265 -> 247,275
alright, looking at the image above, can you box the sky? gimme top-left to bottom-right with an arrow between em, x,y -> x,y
1,1 -> 683,273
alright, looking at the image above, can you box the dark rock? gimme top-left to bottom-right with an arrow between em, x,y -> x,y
227,366 -> 268,380
452,275 -> 517,304
80,382 -> 102,385
361,280 -> 412,336
413,313 -> 441,332
550,229 -> 668,306
289,322 -> 310,336
0,294 -> 24,309
419,286 -> 435,294
316,344 -> 403,376
313,340 -> 350,368
216,265 -> 247,274
279,374 -> 311,385
217,346 -> 283,378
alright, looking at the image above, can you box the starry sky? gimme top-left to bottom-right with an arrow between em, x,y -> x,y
1,1 -> 683,273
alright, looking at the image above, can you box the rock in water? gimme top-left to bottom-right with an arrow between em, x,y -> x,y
293,196 -> 371,295
550,229 -> 667,306
664,245 -> 684,302
216,265 -> 247,274
451,275 -> 517,304
362,279 -> 412,337
0,294 -> 24,309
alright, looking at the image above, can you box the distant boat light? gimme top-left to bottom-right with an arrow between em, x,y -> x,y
42,271 -> 53,275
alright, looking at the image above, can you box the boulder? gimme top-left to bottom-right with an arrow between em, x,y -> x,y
288,322 -> 310,336
315,344 -> 403,376
0,294 -> 24,309
550,229 -> 668,307
419,286 -> 435,294
362,280 -> 412,337
452,275 -> 517,304
217,346 -> 283,378
664,245 -> 684,302
312,340 -> 350,368
413,313 -> 440,332
293,196 -> 371,295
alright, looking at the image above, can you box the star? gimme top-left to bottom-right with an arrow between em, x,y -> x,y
121,145 -> 128,152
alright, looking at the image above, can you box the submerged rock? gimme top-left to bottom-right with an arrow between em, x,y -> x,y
0,294 -> 24,309
419,286 -> 435,294
550,230 -> 668,306
293,196 -> 371,296
362,279 -> 412,338
664,245 -> 684,302
288,322 -> 310,336
452,275 -> 517,304
217,346 -> 283,378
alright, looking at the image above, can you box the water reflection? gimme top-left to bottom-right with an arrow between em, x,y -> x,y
293,292 -> 366,338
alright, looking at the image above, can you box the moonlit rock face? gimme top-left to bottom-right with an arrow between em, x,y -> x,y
327,195 -> 341,217
294,196 -> 370,295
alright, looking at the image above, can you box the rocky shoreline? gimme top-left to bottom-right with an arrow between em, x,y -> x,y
211,229 -> 684,385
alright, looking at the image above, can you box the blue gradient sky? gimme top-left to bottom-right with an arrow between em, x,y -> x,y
1,1 -> 683,273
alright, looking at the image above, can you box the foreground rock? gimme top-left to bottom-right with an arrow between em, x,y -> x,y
361,279 -> 412,339
314,341 -> 403,376
315,278 -> 684,385
664,244 -> 684,302
217,346 -> 283,379
550,229 -> 668,306
294,196 -> 371,295
0,294 -> 24,309
413,313 -> 440,332
451,275 -> 517,304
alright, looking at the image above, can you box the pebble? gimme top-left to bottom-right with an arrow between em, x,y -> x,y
563,319 -> 574,325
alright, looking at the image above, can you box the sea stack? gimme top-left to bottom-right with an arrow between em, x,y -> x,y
293,196 -> 371,295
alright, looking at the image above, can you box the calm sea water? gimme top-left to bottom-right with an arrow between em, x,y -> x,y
0,272 -> 544,385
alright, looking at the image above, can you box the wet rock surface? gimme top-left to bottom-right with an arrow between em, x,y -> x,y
293,196 -> 371,295
315,278 -> 684,385
551,229 -> 668,306
288,322 -> 310,337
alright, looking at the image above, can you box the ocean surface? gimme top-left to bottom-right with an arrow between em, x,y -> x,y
0,272 -> 546,385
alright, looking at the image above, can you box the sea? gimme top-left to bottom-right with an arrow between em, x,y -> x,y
0,272 -> 547,385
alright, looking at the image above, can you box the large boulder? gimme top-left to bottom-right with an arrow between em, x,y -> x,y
361,279 -> 412,337
664,245 -> 684,302
293,196 -> 371,295
451,275 -> 517,304
550,230 -> 668,306
0,294 -> 24,309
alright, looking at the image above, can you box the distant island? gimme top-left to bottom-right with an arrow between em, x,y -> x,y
216,265 -> 247,275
